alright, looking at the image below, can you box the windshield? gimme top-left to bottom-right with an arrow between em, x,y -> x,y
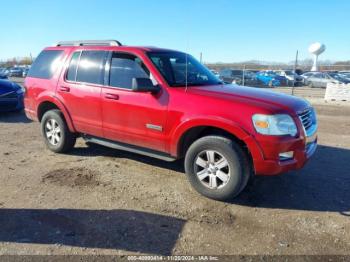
148,51 -> 222,87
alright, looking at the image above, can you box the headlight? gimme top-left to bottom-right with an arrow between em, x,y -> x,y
252,114 -> 297,136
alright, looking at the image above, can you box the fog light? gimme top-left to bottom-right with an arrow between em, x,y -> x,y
279,151 -> 294,161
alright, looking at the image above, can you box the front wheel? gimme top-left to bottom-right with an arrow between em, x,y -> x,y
41,109 -> 76,153
184,136 -> 251,201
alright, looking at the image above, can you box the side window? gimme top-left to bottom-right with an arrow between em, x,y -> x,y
27,50 -> 64,79
109,53 -> 149,89
66,51 -> 80,82
76,51 -> 108,85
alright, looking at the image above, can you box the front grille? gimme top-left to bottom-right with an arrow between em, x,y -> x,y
298,108 -> 315,132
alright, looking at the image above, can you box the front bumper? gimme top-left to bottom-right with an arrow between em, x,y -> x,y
0,95 -> 24,112
251,125 -> 317,176
254,138 -> 317,175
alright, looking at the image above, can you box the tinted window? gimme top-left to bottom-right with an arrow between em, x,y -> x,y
109,53 -> 149,89
66,51 -> 80,82
28,50 -> 63,79
76,51 -> 108,85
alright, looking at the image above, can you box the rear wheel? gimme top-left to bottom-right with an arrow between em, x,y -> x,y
41,109 -> 76,153
184,136 -> 251,201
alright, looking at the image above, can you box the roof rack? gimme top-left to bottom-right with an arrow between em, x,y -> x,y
56,40 -> 122,47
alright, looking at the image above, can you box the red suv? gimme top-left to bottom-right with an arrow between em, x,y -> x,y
24,40 -> 318,200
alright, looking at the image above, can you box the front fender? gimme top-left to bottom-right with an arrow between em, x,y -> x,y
169,116 -> 251,156
169,116 -> 265,169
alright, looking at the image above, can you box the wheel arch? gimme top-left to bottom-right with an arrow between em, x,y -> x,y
36,97 -> 76,133
172,118 -> 255,162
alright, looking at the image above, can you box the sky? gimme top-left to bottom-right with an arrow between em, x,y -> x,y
1,0 -> 349,63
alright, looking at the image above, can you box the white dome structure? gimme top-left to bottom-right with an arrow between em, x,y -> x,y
308,42 -> 326,71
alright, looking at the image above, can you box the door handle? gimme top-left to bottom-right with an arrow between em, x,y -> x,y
105,93 -> 119,100
59,86 -> 70,92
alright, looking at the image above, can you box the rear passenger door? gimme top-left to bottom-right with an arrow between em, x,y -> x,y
101,52 -> 168,152
56,50 -> 108,137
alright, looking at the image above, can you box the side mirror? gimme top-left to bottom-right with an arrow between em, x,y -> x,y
132,78 -> 160,94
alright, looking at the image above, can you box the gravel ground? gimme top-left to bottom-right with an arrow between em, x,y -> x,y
0,84 -> 349,256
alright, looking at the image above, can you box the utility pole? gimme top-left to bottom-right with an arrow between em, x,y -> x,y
292,50 -> 298,95
200,52 -> 203,64
242,64 -> 246,86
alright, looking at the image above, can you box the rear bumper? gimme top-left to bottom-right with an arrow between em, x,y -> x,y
24,108 -> 37,121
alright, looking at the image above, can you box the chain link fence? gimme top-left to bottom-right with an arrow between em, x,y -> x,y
206,63 -> 350,98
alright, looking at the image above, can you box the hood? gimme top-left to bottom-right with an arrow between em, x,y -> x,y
188,84 -> 309,115
0,80 -> 20,95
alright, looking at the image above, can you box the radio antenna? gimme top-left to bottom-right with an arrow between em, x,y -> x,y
185,12 -> 189,92
185,48 -> 188,92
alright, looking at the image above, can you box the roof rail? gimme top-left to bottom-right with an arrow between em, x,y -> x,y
56,40 -> 122,47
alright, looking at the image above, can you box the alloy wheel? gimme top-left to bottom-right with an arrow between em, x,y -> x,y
45,119 -> 61,146
194,150 -> 231,189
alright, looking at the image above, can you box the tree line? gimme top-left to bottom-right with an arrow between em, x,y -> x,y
0,57 -> 33,68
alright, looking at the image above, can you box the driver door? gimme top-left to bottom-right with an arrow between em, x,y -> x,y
101,52 -> 169,152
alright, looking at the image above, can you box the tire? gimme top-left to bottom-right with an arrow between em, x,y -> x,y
41,109 -> 76,153
184,136 -> 252,201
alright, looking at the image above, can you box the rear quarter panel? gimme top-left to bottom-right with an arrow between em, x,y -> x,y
24,48 -> 71,121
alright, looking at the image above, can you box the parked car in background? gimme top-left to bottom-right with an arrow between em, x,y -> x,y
305,72 -> 348,88
219,69 -> 256,85
8,67 -> 23,77
275,70 -> 304,86
243,70 -> 258,85
328,72 -> 350,84
219,69 -> 244,84
295,69 -> 304,76
301,72 -> 317,79
339,71 -> 350,81
0,79 -> 25,112
210,69 -> 220,79
0,68 -> 9,79
301,72 -> 322,84
256,71 -> 286,87
22,68 -> 30,77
